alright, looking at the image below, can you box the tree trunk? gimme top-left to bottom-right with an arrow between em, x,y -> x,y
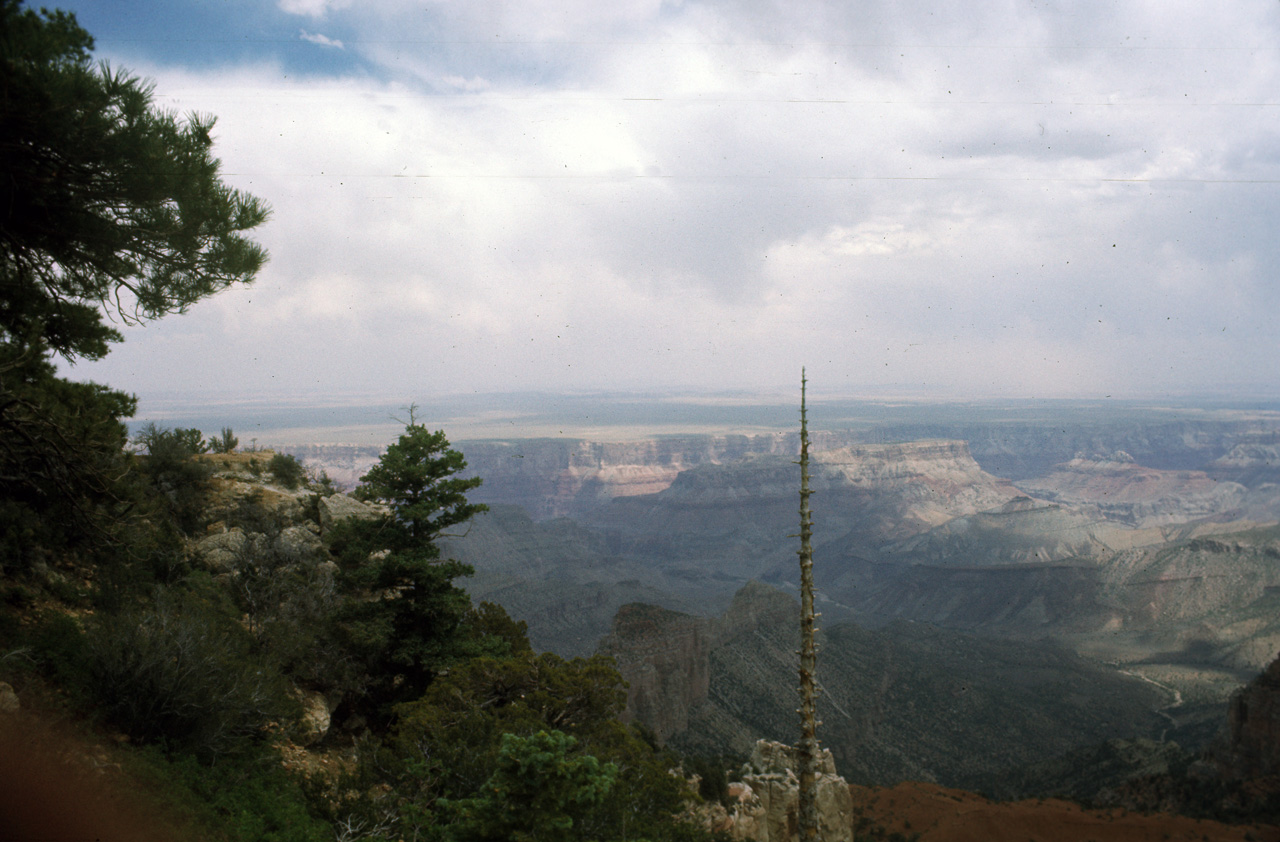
797,369 -> 820,840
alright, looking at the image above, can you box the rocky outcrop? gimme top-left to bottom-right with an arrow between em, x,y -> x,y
193,527 -> 265,573
1214,653 -> 1280,780
274,524 -> 325,562
597,603 -> 712,742
585,440 -> 1022,587
1016,454 -> 1248,527
317,493 -> 385,534
724,740 -> 853,842
814,440 -> 1022,532
878,497 -> 1162,568
457,433 -> 876,520
293,690 -> 333,746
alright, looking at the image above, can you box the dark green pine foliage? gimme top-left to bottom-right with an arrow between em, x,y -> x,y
0,0 -> 269,565
0,0 -> 270,361
358,412 -> 486,545
333,412 -> 489,715
391,651 -> 716,841
447,730 -> 618,842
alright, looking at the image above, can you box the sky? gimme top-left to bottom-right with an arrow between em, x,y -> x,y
55,0 -> 1280,406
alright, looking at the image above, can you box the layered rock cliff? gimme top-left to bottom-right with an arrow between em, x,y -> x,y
455,434 -> 803,520
587,439 -> 1021,576
1206,442 -> 1280,488
1016,453 -> 1249,527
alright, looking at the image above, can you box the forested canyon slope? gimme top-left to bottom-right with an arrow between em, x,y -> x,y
434,413 -> 1280,790
281,407 -> 1280,795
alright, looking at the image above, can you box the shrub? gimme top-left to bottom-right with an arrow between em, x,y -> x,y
132,424 -> 214,533
136,424 -> 208,457
209,427 -> 238,454
128,744 -> 330,842
269,453 -> 306,490
446,730 -> 617,842
83,585 -> 296,760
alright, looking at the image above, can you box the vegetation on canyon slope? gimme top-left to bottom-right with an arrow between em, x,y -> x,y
6,3 -> 1280,840
0,4 -> 725,839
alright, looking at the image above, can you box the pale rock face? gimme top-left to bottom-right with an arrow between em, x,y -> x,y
1207,443 -> 1280,487
275,525 -> 325,563
459,433 -> 838,520
1016,457 -> 1247,527
293,690 -> 332,746
724,740 -> 853,842
194,528 -> 252,572
0,682 -> 19,714
317,493 -> 385,534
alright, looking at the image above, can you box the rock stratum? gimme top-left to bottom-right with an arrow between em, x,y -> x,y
436,426 -> 1280,745
1016,452 -> 1249,527
1215,652 -> 1280,781
600,582 -> 1169,790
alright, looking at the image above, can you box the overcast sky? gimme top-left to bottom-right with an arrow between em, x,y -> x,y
57,0 -> 1280,404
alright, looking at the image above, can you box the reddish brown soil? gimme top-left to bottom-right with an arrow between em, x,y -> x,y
852,781 -> 1280,842
0,710 -> 189,842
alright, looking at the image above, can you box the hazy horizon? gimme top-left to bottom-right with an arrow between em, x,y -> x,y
124,388 -> 1280,449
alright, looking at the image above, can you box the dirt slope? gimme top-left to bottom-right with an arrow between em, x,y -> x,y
852,781 -> 1278,842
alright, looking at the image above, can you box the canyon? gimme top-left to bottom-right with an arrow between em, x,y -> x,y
288,402 -> 1280,794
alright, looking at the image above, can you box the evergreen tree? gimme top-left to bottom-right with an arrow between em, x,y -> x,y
0,0 -> 269,560
357,405 -> 486,545
0,0 -> 270,361
331,410 -> 488,713
448,730 -> 618,842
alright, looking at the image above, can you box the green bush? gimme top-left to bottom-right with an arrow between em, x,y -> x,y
135,424 -> 208,458
83,585 -> 297,760
129,745 -> 330,842
209,427 -> 239,454
685,754 -> 732,804
446,730 -> 617,842
268,453 -> 305,490
133,423 -> 214,533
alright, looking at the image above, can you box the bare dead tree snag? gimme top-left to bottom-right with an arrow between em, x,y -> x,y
797,368 -> 821,840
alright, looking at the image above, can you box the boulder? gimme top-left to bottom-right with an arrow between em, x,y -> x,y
293,690 -> 332,746
193,528 -> 248,573
725,740 -> 853,842
318,494 -> 385,534
0,682 -> 18,714
275,525 -> 325,563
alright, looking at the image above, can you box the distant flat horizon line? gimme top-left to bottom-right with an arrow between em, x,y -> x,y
122,389 -> 1280,449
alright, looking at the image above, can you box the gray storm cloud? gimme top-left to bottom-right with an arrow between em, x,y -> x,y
65,0 -> 1280,400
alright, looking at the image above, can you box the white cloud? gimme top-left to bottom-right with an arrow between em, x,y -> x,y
69,1 -> 1280,401
299,30 -> 344,49
278,0 -> 350,18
